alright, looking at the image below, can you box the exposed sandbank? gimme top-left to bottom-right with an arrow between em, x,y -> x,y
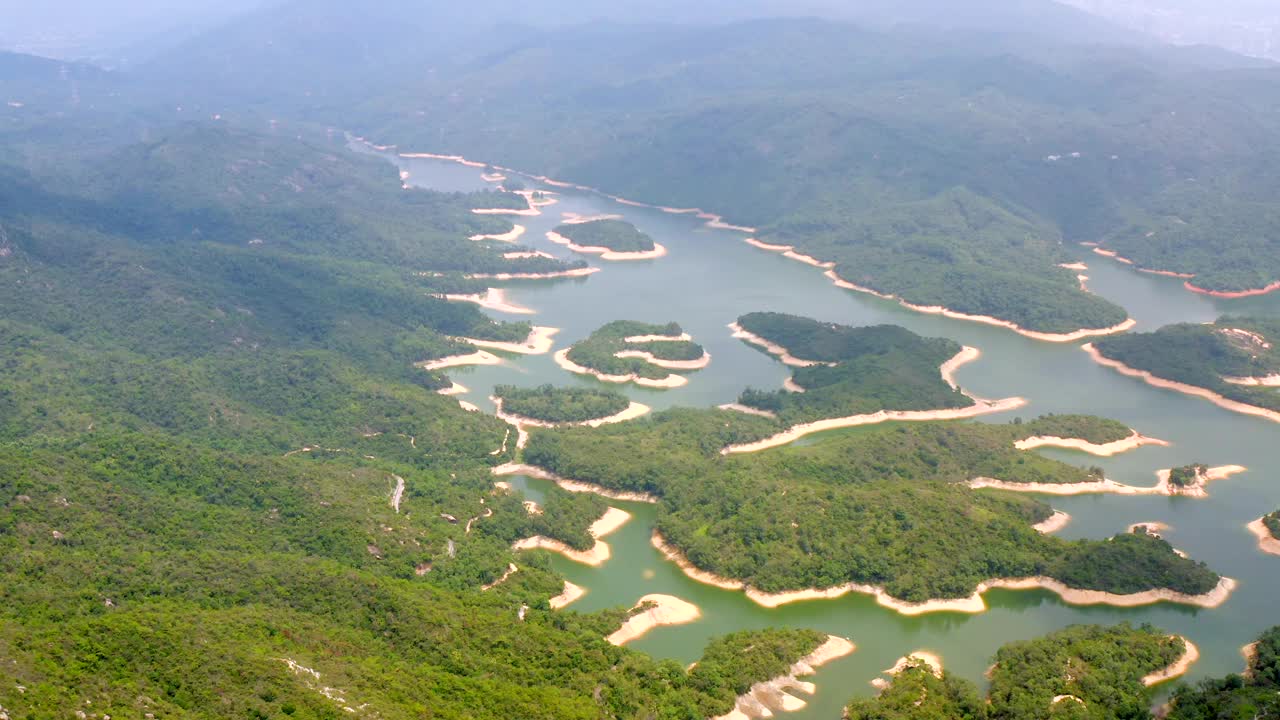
480,172 -> 506,183
727,321 -> 836,368
1247,518 -> 1280,557
650,531 -> 1235,614
969,464 -> 1246,498
492,462 -> 660,504
939,346 -> 981,390
493,396 -> 652,430
553,348 -> 689,388
1014,431 -> 1170,457
1128,521 -> 1170,536
1058,262 -> 1089,271
546,230 -> 668,261
440,288 -> 536,315
1090,246 -> 1198,279
512,507 -> 631,567
783,378 -> 806,393
461,326 -> 559,355
1223,374 -> 1280,387
1185,279 -> 1280,298
606,594 -> 702,646
1033,511 -> 1071,534
614,349 -> 711,370
824,270 -> 1137,343
624,333 -> 693,343
471,191 -> 541,217
464,266 -> 600,281
418,350 -> 502,371
718,403 -> 779,419
712,635 -> 856,720
469,224 -> 526,243
549,581 -> 586,610
560,212 -> 624,224
502,249 -> 556,260
1142,637 -> 1199,686
1083,343 -> 1280,424
742,237 -> 835,269
883,651 -> 944,679
437,381 -> 469,396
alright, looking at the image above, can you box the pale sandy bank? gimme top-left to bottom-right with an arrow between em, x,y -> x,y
471,191 -> 541,217
607,594 -> 702,645
728,321 -> 836,368
547,230 -> 668,261
560,212 -> 624,224
554,348 -> 689,389
968,464 -> 1246,498
878,651 -> 944,684
1128,521 -> 1170,536
1089,246 -> 1197,279
493,396 -> 651,430
624,332 -> 693,343
1142,637 -> 1199,686
469,224 -> 526,243
1058,262 -> 1089,271
1014,431 -> 1170,457
549,581 -> 587,610
440,288 -> 536,315
461,326 -> 559,355
939,346 -> 982,390
512,507 -> 631,567
614,349 -> 712,370
742,237 -> 835,269
1186,279 -> 1280,298
1083,343 -> 1280,424
1224,374 -> 1280,387
825,270 -> 1137,343
1247,518 -> 1280,557
712,636 -> 856,720
492,462 -> 660,503
465,266 -> 601,281
718,403 -> 779,419
650,531 -> 1235,615
480,172 -> 506,183
1033,511 -> 1071,534
783,378 -> 806,394
418,350 -> 502,371
436,382 -> 469,396
480,563 -> 519,591
502,249 -> 556,260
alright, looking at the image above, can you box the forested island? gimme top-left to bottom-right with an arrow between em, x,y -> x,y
494,384 -> 631,424
552,218 -> 656,252
524,409 -> 1222,606
559,321 -> 709,387
846,624 -> 1190,720
1091,318 -> 1280,417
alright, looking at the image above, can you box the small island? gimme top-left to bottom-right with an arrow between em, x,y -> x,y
548,218 -> 667,260
1089,317 -> 1280,423
493,384 -> 631,424
556,320 -> 710,388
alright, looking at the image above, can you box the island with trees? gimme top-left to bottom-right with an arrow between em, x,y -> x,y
493,384 -> 632,424
1249,510 -> 1280,556
549,218 -> 666,260
557,320 -> 710,388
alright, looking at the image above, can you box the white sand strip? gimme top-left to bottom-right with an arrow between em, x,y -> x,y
436,382 -> 469,396
712,636 -> 856,720
461,326 -> 559,355
1014,431 -> 1170,456
1248,518 -> 1280,556
493,396 -> 651,430
554,348 -> 688,389
607,594 -> 701,645
441,288 -> 536,315
1142,637 -> 1199,686
969,464 -> 1245,498
614,349 -> 711,370
728,322 -> 836,368
493,463 -> 660,503
469,224 -> 526,243
1033,511 -> 1071,534
718,403 -> 779,419
547,230 -> 668,261
419,350 -> 502,371
549,581 -> 587,609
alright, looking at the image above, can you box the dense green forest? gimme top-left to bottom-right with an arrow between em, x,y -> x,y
1265,511 -> 1280,539
553,219 -> 656,252
686,629 -> 828,716
564,321 -> 705,381
734,313 -> 972,422
1093,318 -> 1280,412
525,411 -> 1218,601
846,624 -> 1184,720
494,384 -> 631,423
1012,414 -> 1134,445
1166,626 -> 1280,720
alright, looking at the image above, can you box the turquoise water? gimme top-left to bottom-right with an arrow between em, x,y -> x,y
395,151 -> 1280,717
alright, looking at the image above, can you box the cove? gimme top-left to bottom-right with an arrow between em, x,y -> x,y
388,149 -> 1280,719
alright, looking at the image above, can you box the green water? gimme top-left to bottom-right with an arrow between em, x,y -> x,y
397,152 -> 1280,717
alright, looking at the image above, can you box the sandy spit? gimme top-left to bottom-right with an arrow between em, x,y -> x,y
1090,247 -> 1197,278
554,348 -> 688,389
1033,511 -> 1071,534
718,403 -> 779,419
513,507 -> 629,567
1142,637 -> 1200,686
546,230 -> 668,261
614,349 -> 711,370
1247,518 -> 1280,557
1014,431 -> 1170,457
650,531 -> 1235,614
437,382 -> 469,396
1058,262 -> 1089,271
727,322 -> 836,368
783,378 -> 806,393
418,350 -> 502,371
461,326 -> 559,355
465,267 -> 601,281
968,464 -> 1246,498
1083,343 -> 1280,423
884,652 -> 944,678
824,270 -> 1137,342
607,594 -> 702,645
440,288 -> 536,315
939,346 -> 981,390
1129,522 -> 1170,536
549,581 -> 587,610
493,396 -> 652,431
711,636 -> 856,720
469,224 -> 527,243
492,463 -> 660,503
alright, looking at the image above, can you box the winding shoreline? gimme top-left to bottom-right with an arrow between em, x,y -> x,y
969,464 -> 1246,498
492,462 -> 660,504
1013,431 -> 1170,457
1247,518 -> 1280,556
606,594 -> 702,646
1142,637 -> 1200,686
1033,511 -> 1071,534
553,348 -> 689,389
649,531 -> 1235,614
549,581 -> 586,609
464,266 -> 600,281
440,288 -> 536,315
469,224 -> 526,243
418,350 -> 503,371
613,349 -> 712,370
728,322 -> 836,368
462,326 -> 559,355
1186,279 -> 1280,298
1083,343 -> 1280,424
1090,245 -> 1280,295
711,635 -> 856,720
512,506 -> 632,567
492,396 -> 652,430
546,230 -> 668,261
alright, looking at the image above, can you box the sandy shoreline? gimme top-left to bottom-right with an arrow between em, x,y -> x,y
1247,518 -> 1280,556
607,594 -> 702,645
1083,343 -> 1280,424
419,350 -> 503,371
469,224 -> 526,243
712,635 -> 856,720
1185,279 -> 1280,298
492,462 -> 660,504
614,349 -> 712,370
1033,511 -> 1071,534
727,322 -> 836,368
1224,373 -> 1280,387
1142,637 -> 1199,686
502,249 -> 556,260
493,396 -> 652,431
1014,431 -> 1169,457
823,270 -> 1137,342
553,348 -> 689,388
1090,246 -> 1199,278
549,581 -> 586,610
650,531 -> 1235,614
624,332 -> 692,343
546,230 -> 668,261
742,237 -> 835,269
969,464 -> 1246,498
437,382 -> 468,396
461,326 -> 559,355
939,346 -> 981,390
512,506 -> 631,567
464,266 -> 600,281
440,288 -> 536,315
718,403 -> 779,419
